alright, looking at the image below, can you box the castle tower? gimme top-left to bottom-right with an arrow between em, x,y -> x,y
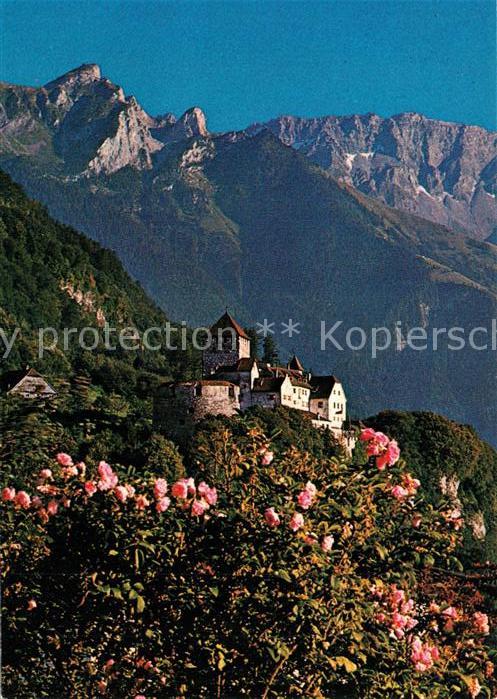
287,354 -> 305,374
203,312 -> 251,375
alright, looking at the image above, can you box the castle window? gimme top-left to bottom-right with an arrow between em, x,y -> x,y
195,385 -> 202,397
318,401 -> 323,408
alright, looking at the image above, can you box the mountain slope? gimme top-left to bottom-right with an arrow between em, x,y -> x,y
0,170 -> 196,387
246,113 -> 497,239
1,66 -> 497,443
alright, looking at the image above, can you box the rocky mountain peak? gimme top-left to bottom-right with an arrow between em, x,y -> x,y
178,107 -> 209,137
44,63 -> 102,92
247,111 -> 497,239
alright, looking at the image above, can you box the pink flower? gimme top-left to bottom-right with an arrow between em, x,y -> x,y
135,494 -> 150,510
297,489 -> 313,509
62,465 -> 79,478
321,535 -> 334,552
2,487 -> 16,502
156,496 -> 171,513
126,484 -> 136,498
84,481 -> 97,497
367,441 -> 381,457
399,473 -> 420,497
97,462 -> 118,491
204,486 -> 217,506
391,485 -> 409,500
153,478 -> 168,499
198,481 -> 217,505
363,431 -> 401,469
47,499 -> 58,516
264,507 -> 280,527
288,512 -> 304,532
15,490 -> 31,509
39,469 -> 52,480
410,636 -> 439,672
390,588 -> 405,606
191,499 -> 209,517
260,450 -> 274,466
104,659 -> 115,672
442,605 -> 458,619
56,452 -> 73,466
442,606 -> 459,632
31,495 -> 43,509
114,486 -> 129,503
98,460 -> 113,477
186,477 -> 196,495
359,428 -> 377,441
134,695 -> 146,699
171,480 -> 189,499
376,451 -> 390,470
472,611 -> 490,635
386,440 -> 400,465
27,599 -> 37,611
198,481 -> 209,497
304,481 -> 317,497
375,432 -> 390,447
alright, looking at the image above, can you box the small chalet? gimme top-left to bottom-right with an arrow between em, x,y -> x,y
0,368 -> 57,399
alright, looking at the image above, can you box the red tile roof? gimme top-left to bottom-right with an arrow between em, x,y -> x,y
210,312 -> 250,340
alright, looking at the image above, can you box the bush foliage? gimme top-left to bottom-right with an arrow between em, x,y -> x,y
2,418 -> 495,698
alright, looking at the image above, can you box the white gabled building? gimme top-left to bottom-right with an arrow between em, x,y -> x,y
155,312 -> 355,450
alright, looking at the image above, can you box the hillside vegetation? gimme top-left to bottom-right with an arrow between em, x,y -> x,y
0,170 -> 199,392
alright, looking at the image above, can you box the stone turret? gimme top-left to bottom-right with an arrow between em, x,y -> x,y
202,312 -> 251,375
153,379 -> 240,441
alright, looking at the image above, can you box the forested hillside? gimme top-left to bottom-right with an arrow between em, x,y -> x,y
0,170 -> 199,391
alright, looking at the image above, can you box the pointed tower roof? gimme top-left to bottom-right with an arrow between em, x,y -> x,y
288,354 -> 305,372
210,311 -> 250,340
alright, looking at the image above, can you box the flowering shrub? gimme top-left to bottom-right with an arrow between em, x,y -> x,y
1,422 -> 495,697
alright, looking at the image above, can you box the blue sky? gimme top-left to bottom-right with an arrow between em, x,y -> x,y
1,0 -> 496,131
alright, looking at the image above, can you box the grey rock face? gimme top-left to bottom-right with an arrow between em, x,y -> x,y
0,64 -> 209,176
246,113 -> 497,239
1,65 -> 494,237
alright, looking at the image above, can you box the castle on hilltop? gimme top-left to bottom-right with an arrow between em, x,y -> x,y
154,312 -> 354,449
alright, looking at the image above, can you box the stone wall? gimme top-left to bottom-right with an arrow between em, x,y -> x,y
153,381 -> 240,440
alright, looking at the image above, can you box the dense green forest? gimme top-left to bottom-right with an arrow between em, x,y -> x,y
0,170 -> 200,399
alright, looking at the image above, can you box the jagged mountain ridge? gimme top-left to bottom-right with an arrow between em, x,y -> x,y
1,66 -> 497,443
1,64 -> 495,241
244,113 -> 497,240
0,64 -> 208,175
